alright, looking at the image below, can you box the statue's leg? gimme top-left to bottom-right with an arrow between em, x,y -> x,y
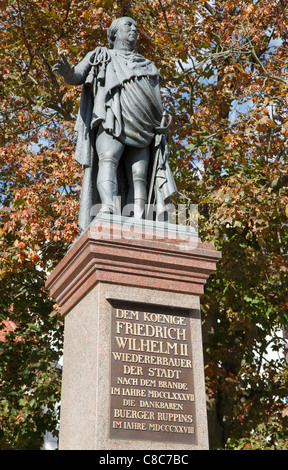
95,128 -> 125,214
124,146 -> 150,219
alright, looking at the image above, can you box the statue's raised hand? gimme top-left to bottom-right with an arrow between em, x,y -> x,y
53,53 -> 73,79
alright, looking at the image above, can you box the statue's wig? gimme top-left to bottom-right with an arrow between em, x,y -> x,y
107,17 -> 137,48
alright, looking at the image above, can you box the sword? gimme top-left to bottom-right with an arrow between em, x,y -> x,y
147,111 -> 169,207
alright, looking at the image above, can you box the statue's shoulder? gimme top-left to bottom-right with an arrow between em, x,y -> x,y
89,46 -> 111,66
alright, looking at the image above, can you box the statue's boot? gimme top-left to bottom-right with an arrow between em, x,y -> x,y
97,180 -> 118,214
133,198 -> 146,219
133,177 -> 147,219
97,156 -> 119,214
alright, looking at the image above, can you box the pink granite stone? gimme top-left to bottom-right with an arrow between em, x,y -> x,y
46,220 -> 221,316
45,219 -> 221,450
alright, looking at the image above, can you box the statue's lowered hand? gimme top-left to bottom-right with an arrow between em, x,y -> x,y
53,53 -> 73,79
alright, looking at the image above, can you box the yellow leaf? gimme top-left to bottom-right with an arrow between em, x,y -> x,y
268,120 -> 277,128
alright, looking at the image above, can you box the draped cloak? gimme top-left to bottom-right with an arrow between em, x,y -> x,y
69,47 -> 177,231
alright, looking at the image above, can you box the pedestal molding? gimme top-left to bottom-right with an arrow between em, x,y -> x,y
46,223 -> 221,316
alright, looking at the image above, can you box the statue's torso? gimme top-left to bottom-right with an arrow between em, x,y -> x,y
91,48 -> 163,147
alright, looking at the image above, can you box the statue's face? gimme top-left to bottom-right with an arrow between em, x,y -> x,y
115,17 -> 138,47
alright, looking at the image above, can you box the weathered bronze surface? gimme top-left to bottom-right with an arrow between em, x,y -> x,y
53,17 -> 176,231
110,302 -> 197,444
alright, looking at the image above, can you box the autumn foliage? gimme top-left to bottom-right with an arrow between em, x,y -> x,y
1,0 -> 288,449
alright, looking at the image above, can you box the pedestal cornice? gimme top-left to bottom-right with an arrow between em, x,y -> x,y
46,218 -> 221,316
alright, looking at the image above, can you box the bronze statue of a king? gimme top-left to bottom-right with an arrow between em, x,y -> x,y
54,17 -> 176,232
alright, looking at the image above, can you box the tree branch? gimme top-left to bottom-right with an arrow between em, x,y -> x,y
262,174 -> 288,191
250,41 -> 288,86
280,0 -> 288,22
58,0 -> 72,40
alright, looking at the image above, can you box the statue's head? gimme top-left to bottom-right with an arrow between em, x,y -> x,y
107,17 -> 138,49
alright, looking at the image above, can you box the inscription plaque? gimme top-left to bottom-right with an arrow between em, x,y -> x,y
110,303 -> 197,444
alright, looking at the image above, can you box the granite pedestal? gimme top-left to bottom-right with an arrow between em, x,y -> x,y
46,216 -> 221,450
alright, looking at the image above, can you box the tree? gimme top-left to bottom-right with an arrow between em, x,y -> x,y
0,0 -> 288,449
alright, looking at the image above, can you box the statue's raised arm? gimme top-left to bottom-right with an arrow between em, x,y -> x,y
53,53 -> 73,79
53,51 -> 94,86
